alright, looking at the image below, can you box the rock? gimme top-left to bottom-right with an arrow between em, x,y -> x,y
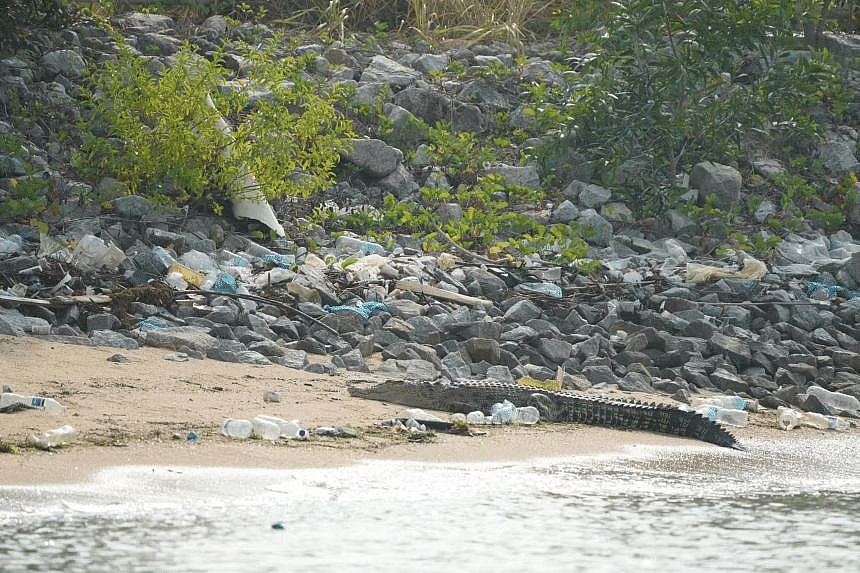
551,200 -> 580,223
618,371 -> 653,392
393,86 -> 452,126
332,348 -> 369,372
708,332 -> 752,367
360,55 -> 420,86
582,364 -> 617,386
537,337 -> 572,364
503,299 -> 542,323
41,50 -> 87,79
576,209 -> 613,246
343,139 -> 403,178
818,139 -> 859,177
484,164 -> 540,189
690,161 -> 742,209
376,358 -> 440,380
143,326 -> 218,353
578,183 -> 612,208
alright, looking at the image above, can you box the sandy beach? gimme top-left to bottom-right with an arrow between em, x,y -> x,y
0,334 -> 841,486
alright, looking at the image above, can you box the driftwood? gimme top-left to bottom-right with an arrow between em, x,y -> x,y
0,293 -> 112,307
395,279 -> 493,308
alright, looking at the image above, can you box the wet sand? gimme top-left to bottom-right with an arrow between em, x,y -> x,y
0,335 -> 844,485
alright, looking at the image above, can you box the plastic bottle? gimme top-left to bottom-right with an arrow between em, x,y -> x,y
694,405 -> 749,427
490,400 -> 517,424
28,425 -> 75,449
0,234 -> 23,256
515,406 -> 540,425
335,235 -> 385,256
0,392 -> 66,414
806,386 -> 860,414
220,418 -> 253,439
252,416 -> 282,440
465,411 -> 486,424
801,412 -> 849,431
255,415 -> 309,440
777,406 -> 801,430
694,395 -> 759,412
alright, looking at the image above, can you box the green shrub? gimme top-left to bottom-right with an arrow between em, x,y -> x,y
76,38 -> 352,214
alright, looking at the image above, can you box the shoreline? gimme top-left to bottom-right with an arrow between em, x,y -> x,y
0,335 -> 851,486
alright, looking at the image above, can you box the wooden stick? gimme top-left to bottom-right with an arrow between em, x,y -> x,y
395,279 -> 493,308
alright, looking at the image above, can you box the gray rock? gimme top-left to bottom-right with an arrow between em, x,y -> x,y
600,202 -> 634,223
690,161 -> 742,209
819,139 -> 859,177
143,326 -> 218,353
343,139 -> 403,178
446,320 -> 502,340
376,358 -> 440,380
332,348 -> 369,372
198,15 -> 228,39
113,12 -> 175,31
484,164 -> 540,189
618,371 -> 653,392
709,368 -> 750,394
207,347 -> 271,364
393,86 -> 452,125
41,50 -> 87,79
578,183 -> 612,208
458,78 -> 510,108
503,299 -> 542,323
407,316 -> 442,345
551,199 -> 580,223
708,332 -> 752,367
90,330 -> 140,349
377,164 -> 419,198
272,349 -> 310,370
247,340 -> 286,357
412,53 -> 449,74
464,338 -> 501,364
451,103 -> 487,132
138,33 -> 182,56
582,365 -> 617,386
86,312 -> 120,332
305,360 -> 338,375
576,209 -> 613,246
441,351 -> 472,380
500,324 -> 538,343
360,55 -> 420,86
538,337 -> 572,364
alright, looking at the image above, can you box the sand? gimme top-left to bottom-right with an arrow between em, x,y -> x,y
0,335 -> 838,486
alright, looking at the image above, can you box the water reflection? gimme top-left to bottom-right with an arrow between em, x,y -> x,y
1,435 -> 858,573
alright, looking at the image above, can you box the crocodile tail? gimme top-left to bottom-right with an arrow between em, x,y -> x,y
682,410 -> 744,450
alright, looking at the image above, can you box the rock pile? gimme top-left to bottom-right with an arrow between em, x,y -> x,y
2,12 -> 860,427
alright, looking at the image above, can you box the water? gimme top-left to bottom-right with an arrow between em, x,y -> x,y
1,435 -> 858,572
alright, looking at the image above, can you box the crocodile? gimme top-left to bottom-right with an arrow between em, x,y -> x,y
348,379 -> 744,450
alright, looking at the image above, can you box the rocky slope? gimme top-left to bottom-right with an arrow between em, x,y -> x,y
2,11 -> 860,430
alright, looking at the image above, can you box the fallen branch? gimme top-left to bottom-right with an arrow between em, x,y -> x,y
395,279 -> 493,308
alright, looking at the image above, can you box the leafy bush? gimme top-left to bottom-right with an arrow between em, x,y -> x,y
548,0 -> 850,216
76,37 -> 352,214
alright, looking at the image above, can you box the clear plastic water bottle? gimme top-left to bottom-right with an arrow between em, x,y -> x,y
220,418 -> 253,439
806,386 -> 860,414
695,405 -> 748,427
255,415 -> 309,440
699,395 -> 759,412
465,411 -> 486,424
491,400 -> 517,424
0,392 -> 66,415
515,406 -> 540,425
777,406 -> 801,430
801,412 -> 849,431
252,416 -> 282,440
28,425 -> 75,449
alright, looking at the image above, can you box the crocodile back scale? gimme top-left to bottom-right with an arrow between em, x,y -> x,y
348,379 -> 744,450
